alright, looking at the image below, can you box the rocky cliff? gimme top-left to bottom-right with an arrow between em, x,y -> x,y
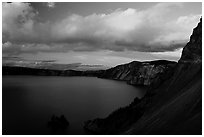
84,18 -> 202,135
98,60 -> 176,86
179,18 -> 202,63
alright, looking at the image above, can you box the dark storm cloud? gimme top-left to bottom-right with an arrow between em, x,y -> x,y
2,2 -> 201,54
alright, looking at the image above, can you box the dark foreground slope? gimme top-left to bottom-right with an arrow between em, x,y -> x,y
84,18 -> 202,135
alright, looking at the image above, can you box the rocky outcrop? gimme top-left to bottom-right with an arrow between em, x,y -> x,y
99,60 -> 176,86
84,18 -> 202,135
179,18 -> 202,63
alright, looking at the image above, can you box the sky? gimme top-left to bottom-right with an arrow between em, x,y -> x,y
2,2 -> 202,67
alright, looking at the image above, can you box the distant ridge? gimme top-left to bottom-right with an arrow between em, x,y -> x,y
3,59 -> 176,87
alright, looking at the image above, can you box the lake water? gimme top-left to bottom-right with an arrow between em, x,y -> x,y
3,76 -> 146,135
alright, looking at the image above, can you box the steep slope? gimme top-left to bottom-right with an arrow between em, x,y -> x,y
179,18 -> 202,63
99,60 -> 176,86
126,18 -> 202,135
84,18 -> 202,135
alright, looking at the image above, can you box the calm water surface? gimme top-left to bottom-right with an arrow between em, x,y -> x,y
3,76 -> 146,135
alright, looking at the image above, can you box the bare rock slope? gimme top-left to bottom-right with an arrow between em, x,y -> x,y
98,60 -> 176,86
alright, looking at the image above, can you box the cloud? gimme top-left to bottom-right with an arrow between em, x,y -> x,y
2,2 -> 201,55
46,2 -> 55,8
2,2 -> 40,43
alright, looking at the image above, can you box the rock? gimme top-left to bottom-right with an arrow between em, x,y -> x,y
179,18 -> 202,63
84,119 -> 103,134
99,60 -> 176,86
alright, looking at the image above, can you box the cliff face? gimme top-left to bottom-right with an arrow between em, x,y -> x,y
84,18 -> 202,135
99,60 -> 176,86
179,18 -> 202,63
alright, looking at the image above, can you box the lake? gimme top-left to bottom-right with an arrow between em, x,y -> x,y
2,76 -> 146,135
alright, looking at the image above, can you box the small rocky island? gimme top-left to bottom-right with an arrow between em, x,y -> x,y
48,115 -> 69,130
